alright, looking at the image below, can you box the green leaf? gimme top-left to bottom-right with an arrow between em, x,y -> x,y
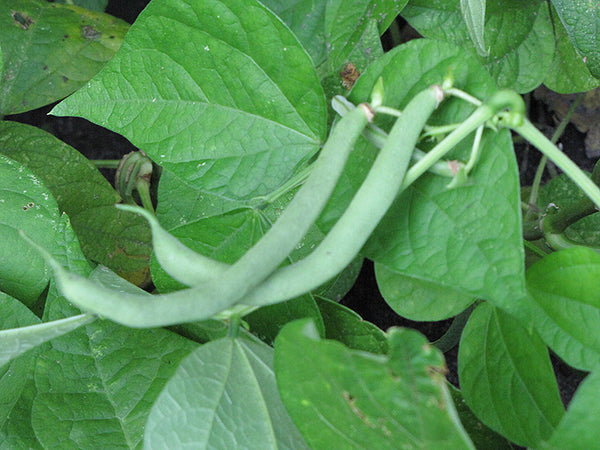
458,303 -> 564,448
544,5 -> 600,94
448,385 -> 513,450
262,0 -> 406,74
402,0 -> 555,92
315,297 -> 388,354
30,227 -> 198,448
0,0 -> 128,114
145,336 -> 308,449
526,246 -> 600,371
0,154 -> 62,304
0,291 -> 41,447
0,313 -> 94,368
375,262 -> 476,321
52,0 -> 327,218
551,0 -> 600,79
0,376 -> 41,449
540,371 -> 600,449
346,39 -> 525,320
245,295 -> 325,346
275,319 -> 475,449
461,0 -> 488,57
0,121 -> 152,286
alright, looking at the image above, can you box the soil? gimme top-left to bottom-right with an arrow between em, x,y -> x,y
9,0 -> 591,421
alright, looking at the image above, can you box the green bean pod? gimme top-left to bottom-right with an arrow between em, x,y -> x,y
25,104 -> 373,328
242,85 -> 445,306
116,204 -> 229,285
119,104 -> 373,291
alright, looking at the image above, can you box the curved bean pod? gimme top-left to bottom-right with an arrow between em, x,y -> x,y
242,85 -> 445,306
116,204 -> 229,285
120,104 -> 372,290
25,104 -> 373,328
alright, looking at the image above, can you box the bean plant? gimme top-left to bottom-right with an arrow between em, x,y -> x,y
1,0 -> 600,448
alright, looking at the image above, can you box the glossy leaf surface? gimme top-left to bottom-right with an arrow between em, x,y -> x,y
402,0 -> 554,92
458,303 -> 564,447
275,319 -> 474,449
526,246 -> 600,371
30,225 -> 198,448
53,0 -> 327,218
145,336 -> 307,449
0,0 -> 127,114
0,292 -> 41,448
261,0 -> 405,75
0,154 -> 61,303
551,0 -> 600,79
543,5 -> 600,93
0,121 -> 152,285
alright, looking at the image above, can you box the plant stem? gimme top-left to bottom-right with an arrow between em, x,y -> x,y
92,159 -> 121,169
527,93 -> 584,210
433,304 -> 475,353
402,89 -> 525,189
513,119 -> 600,210
227,315 -> 242,338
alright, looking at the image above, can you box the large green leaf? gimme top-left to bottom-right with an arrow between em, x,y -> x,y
0,121 -> 152,285
458,303 -> 564,448
275,319 -> 474,449
261,0 -> 405,75
0,154 -> 62,304
145,336 -> 308,449
53,0 -> 327,219
343,39 -> 525,320
30,225 -> 198,448
0,0 -> 127,114
0,292 -> 41,448
544,5 -> 600,93
526,246 -> 600,371
539,371 -> 600,449
402,0 -> 554,92
551,0 -> 600,79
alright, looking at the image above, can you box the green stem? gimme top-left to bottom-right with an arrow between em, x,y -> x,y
513,119 -> 600,210
402,90 -> 525,189
255,164 -> 312,205
527,93 -> 584,210
332,95 -> 456,178
523,240 -> 549,257
432,304 -> 475,353
92,159 -> 121,169
227,315 -> 242,338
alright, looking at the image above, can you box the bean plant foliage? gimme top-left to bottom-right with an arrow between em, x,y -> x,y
1,0 -> 600,448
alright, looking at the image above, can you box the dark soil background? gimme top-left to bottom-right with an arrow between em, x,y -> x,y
11,0 -> 591,420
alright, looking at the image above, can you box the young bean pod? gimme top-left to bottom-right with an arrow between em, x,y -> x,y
116,204 -> 229,285
25,104 -> 373,327
119,104 -> 372,290
241,85 -> 445,306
